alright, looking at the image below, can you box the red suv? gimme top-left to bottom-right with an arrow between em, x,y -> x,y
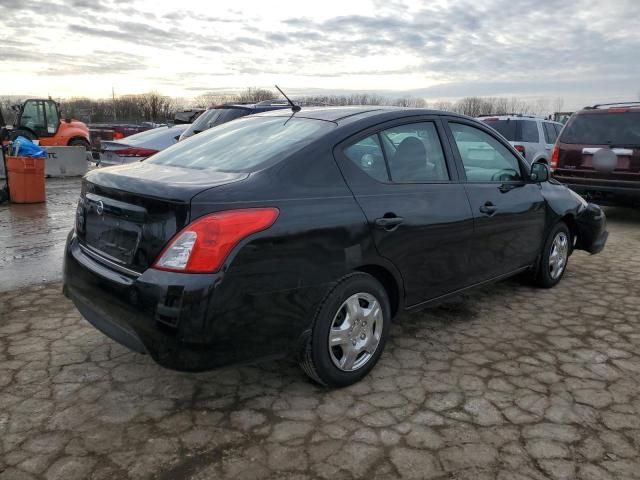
552,102 -> 640,206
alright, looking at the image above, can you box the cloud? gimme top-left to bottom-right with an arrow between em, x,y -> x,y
0,0 -> 638,105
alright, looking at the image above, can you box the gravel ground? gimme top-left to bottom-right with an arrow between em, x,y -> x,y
0,207 -> 639,480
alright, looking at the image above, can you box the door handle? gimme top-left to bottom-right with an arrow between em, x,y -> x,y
375,216 -> 404,231
479,202 -> 497,216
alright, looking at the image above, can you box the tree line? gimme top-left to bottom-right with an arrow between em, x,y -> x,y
1,88 -> 565,125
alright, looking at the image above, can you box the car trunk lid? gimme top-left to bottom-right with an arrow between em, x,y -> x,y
76,162 -> 248,273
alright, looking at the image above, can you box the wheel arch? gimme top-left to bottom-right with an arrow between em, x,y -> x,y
68,135 -> 90,146
354,263 -> 403,319
560,213 -> 579,250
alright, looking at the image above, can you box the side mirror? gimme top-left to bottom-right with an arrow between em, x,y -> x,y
530,162 -> 550,183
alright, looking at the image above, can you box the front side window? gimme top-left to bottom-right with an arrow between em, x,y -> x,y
381,122 -> 449,182
450,123 -> 523,182
20,101 -> 45,131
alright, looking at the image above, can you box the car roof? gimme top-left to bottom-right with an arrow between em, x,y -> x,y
254,106 -> 473,125
477,115 -> 557,122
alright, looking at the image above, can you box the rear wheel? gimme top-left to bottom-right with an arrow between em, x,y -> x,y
300,273 -> 391,387
534,222 -> 571,288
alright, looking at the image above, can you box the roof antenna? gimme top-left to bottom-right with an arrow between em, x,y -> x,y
275,85 -> 301,113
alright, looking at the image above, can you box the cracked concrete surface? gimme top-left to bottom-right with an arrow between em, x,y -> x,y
1,207 -> 640,479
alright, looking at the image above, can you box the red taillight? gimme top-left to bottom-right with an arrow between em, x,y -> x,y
608,108 -> 629,113
114,147 -> 159,158
550,145 -> 559,171
514,144 -> 526,156
113,131 -> 125,140
153,208 -> 280,273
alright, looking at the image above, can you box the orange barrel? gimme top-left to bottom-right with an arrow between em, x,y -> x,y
7,156 -> 46,203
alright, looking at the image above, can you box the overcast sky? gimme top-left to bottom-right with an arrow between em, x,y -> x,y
1,0 -> 638,108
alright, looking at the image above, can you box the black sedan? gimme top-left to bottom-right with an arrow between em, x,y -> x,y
63,107 -> 608,387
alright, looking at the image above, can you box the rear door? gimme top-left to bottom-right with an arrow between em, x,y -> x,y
555,110 -> 640,182
335,117 -> 474,306
444,119 -> 546,282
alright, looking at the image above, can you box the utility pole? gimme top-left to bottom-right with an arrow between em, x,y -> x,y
112,87 -> 117,121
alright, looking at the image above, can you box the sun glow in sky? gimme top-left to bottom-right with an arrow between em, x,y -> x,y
1,0 -> 639,108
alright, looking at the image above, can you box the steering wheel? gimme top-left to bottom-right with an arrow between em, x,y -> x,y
491,169 -> 519,182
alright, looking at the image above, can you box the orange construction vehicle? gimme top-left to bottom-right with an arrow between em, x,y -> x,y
6,98 -> 91,150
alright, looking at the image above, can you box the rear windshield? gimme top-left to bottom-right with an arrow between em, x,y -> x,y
560,112 -> 640,145
180,108 -> 249,139
482,119 -> 539,142
148,116 -> 335,172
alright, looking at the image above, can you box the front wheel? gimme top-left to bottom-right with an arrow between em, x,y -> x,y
68,137 -> 91,151
300,273 -> 391,387
534,222 -> 571,288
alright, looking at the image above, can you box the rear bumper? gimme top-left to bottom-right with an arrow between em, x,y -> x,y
575,203 -> 608,254
63,230 -> 327,371
554,175 -> 640,205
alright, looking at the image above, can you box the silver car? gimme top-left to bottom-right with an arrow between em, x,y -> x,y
99,124 -> 189,167
478,115 -> 564,165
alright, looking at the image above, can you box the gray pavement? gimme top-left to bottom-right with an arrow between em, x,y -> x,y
0,177 -> 81,292
1,204 -> 640,479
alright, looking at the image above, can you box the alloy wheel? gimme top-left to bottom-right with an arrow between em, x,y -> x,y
549,231 -> 569,279
328,293 -> 383,372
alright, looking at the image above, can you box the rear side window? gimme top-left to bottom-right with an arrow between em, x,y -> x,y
344,135 -> 389,182
482,119 -> 517,140
382,123 -> 449,182
482,119 -> 538,142
543,123 -> 558,144
520,120 -> 539,143
148,117 -> 334,172
560,112 -> 640,145
344,122 -> 449,183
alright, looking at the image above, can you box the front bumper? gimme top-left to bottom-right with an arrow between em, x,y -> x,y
63,230 -> 327,371
575,203 -> 608,254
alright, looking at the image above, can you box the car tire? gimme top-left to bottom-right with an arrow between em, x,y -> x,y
534,222 -> 571,288
300,272 -> 391,388
69,138 -> 91,150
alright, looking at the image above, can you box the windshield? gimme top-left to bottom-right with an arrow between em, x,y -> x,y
180,108 -> 249,140
148,116 -> 335,172
560,112 -> 640,145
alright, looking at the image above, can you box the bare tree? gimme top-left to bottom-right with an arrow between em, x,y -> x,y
193,92 -> 236,107
553,97 -> 565,113
236,87 -> 277,103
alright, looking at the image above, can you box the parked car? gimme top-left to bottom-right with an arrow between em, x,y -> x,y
551,102 -> 640,206
178,101 -> 291,141
98,124 -> 188,167
89,123 -> 158,158
479,115 -> 564,165
64,107 -> 607,387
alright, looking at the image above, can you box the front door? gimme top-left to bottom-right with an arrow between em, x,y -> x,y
445,120 -> 546,282
335,118 -> 475,306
